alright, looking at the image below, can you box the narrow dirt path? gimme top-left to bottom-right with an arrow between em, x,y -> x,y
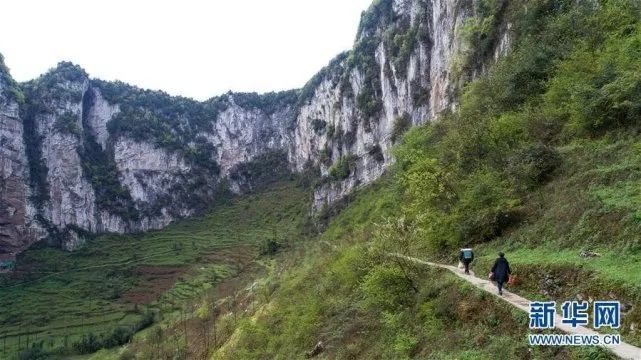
390,253 -> 641,360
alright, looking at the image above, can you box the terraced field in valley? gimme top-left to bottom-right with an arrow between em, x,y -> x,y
0,181 -> 309,357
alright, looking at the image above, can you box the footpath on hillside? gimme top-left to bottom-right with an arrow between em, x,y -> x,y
389,253 -> 641,360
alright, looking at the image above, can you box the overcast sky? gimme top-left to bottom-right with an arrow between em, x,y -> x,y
0,0 -> 372,100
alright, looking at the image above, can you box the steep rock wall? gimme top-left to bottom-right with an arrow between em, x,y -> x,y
291,0 -> 480,209
0,0 -> 512,254
210,97 -> 295,192
15,69 -> 299,250
0,64 -> 41,256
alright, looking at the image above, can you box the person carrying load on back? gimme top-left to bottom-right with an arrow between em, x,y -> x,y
459,248 -> 474,275
490,252 -> 511,296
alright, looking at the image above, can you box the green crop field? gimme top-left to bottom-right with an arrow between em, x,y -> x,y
0,181 -> 310,358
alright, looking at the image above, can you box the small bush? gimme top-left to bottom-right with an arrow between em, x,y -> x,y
73,332 -> 101,354
53,111 -> 81,137
507,143 -> 561,190
260,238 -> 281,256
357,87 -> 383,119
360,265 -> 415,311
328,156 -> 357,180
102,327 -> 134,348
391,113 -> 412,142
319,147 -> 332,166
8,87 -> 26,104
135,311 -> 155,331
326,123 -> 336,138
391,332 -> 419,358
18,344 -> 49,360
368,144 -> 385,162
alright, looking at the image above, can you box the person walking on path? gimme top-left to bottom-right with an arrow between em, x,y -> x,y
459,248 -> 474,275
490,252 -> 510,295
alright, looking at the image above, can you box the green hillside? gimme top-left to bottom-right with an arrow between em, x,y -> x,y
202,179 -> 618,359
6,0 -> 641,359
127,1 -> 641,358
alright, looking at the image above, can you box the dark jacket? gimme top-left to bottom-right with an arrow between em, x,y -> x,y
491,257 -> 511,283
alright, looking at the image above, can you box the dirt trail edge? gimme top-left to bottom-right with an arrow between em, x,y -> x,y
389,253 -> 641,360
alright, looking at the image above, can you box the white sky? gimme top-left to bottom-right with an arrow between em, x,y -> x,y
0,0 -> 372,100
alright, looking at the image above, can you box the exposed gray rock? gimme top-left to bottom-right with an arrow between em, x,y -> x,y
211,98 -> 294,192
580,250 -> 601,258
85,87 -> 119,149
0,74 -> 39,257
115,138 -> 191,204
291,0 -> 491,210
0,0 -> 512,253
305,341 -> 324,358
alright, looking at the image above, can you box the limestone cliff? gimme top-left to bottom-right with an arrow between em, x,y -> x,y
0,0 -> 511,254
291,0 -> 470,209
290,0 -> 513,210
12,66 -> 298,251
0,56 -> 42,257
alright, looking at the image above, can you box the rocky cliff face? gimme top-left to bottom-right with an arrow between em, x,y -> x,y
0,59 -> 42,256
0,0 -> 510,255
10,67 -> 299,251
210,98 -> 295,192
291,0 -> 476,210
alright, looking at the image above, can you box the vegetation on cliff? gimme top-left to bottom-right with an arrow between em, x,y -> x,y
197,1 -> 641,358
0,53 -> 25,104
4,0 -> 641,359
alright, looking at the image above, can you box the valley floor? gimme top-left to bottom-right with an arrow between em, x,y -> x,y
0,181 -> 309,359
